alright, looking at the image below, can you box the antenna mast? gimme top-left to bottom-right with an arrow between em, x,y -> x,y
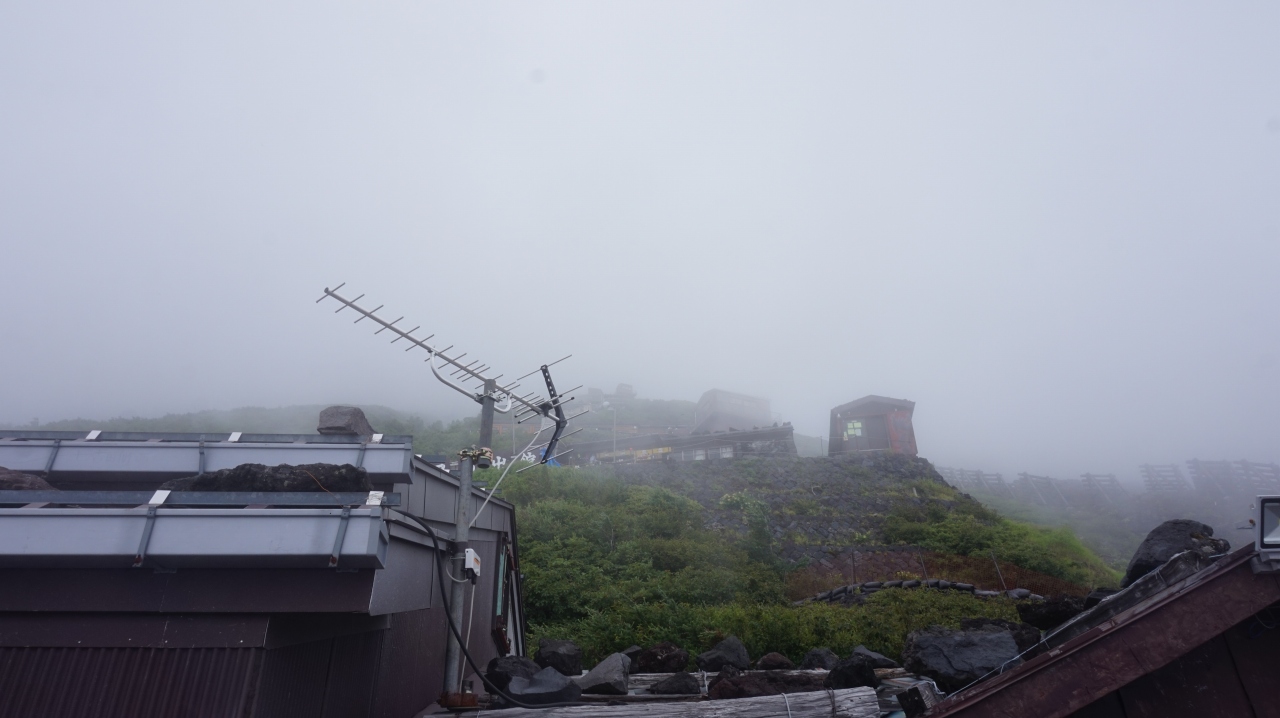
316,283 -> 585,704
316,283 -> 584,464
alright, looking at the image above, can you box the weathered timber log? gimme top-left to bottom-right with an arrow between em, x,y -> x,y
461,686 -> 878,718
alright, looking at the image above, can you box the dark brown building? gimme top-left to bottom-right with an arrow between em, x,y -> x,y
828,395 -> 918,456
929,545 -> 1280,718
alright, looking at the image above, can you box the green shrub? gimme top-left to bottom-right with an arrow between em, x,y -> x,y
529,588 -> 1021,666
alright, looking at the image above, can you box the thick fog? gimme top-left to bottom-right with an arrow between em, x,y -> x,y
1,3 -> 1277,481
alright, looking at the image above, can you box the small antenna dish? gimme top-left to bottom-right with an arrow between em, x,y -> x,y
316,284 -> 585,463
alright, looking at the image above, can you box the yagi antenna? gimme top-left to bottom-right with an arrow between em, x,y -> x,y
316,283 -> 578,464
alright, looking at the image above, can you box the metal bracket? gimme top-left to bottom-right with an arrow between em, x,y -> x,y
329,506 -> 353,567
42,439 -> 62,477
132,490 -> 170,568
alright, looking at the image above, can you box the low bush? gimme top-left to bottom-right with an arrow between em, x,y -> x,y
529,588 -> 1021,666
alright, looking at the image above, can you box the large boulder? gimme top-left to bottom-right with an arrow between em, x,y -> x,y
159,463 -> 371,492
534,639 -> 583,676
1017,594 -> 1086,631
823,654 -> 880,689
799,648 -> 841,670
1122,519 -> 1230,588
506,666 -> 582,705
851,645 -> 899,669
902,625 -> 1022,693
755,652 -> 794,670
650,671 -> 701,695
696,636 -> 750,672
577,652 -> 630,695
636,641 -> 689,673
485,655 -> 541,693
960,617 -> 1041,656
0,467 -> 55,491
317,405 -> 376,436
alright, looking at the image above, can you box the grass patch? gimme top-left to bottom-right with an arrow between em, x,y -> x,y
529,588 -> 1021,666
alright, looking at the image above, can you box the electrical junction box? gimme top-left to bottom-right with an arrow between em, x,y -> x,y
464,548 -> 481,578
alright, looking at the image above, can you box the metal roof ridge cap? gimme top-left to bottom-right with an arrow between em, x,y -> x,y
932,546 -> 1259,715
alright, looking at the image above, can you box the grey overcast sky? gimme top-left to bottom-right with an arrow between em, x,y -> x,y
1,2 -> 1277,481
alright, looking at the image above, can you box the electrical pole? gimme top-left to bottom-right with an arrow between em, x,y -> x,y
442,455 -> 473,695
479,378 -> 496,449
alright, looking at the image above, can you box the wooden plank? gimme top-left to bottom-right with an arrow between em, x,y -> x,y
1223,614 -> 1280,718
461,687 -> 878,718
1118,636 -> 1256,718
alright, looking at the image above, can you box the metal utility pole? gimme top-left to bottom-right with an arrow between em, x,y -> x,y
479,378 -> 497,450
443,456 -> 473,694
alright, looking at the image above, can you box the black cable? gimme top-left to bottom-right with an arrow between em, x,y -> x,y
406,515 -> 584,710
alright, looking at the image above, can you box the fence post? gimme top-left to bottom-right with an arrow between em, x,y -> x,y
990,550 -> 1008,591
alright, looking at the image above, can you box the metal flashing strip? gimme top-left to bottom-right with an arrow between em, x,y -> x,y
0,490 -> 401,508
132,490 -> 171,568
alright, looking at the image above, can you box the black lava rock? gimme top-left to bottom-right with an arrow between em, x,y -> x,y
622,645 -> 643,673
507,666 -> 582,705
534,638 -> 584,676
851,645 -> 899,669
0,467 -> 55,491
960,617 -> 1041,656
823,654 -> 880,689
1122,519 -> 1230,588
902,625 -> 1021,694
755,652 -> 794,670
1017,594 -> 1086,631
159,462 -> 371,493
696,636 -> 750,672
650,671 -> 701,695
637,641 -> 689,673
799,648 -> 841,670
485,655 -> 542,693
578,653 -> 630,695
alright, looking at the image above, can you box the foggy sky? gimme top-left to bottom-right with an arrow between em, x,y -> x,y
1,2 -> 1277,482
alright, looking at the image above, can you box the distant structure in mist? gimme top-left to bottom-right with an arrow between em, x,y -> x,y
693,389 -> 772,434
828,395 -> 918,457
941,459 -> 1280,508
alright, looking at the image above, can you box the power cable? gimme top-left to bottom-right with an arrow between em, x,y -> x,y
407,515 -> 583,710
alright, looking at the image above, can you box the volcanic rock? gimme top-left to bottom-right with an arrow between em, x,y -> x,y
823,654 -> 880,689
696,636 -> 750,672
506,666 -> 582,705
485,655 -> 541,692
621,645 -> 643,673
317,405 -> 376,436
534,638 -> 584,676
800,648 -> 841,670
650,671 -> 701,695
902,625 -> 1022,693
1122,519 -> 1230,588
159,463 -> 371,493
0,467 -> 55,491
709,670 -> 826,699
851,645 -> 899,669
960,617 -> 1041,655
755,652 -> 794,670
577,653 -> 630,695
1018,594 -> 1086,631
637,641 -> 689,673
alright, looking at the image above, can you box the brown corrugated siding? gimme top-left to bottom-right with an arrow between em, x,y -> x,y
0,646 -> 260,718
372,608 -> 447,718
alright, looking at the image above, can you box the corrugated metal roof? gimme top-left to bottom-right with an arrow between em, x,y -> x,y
0,646 -> 259,718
